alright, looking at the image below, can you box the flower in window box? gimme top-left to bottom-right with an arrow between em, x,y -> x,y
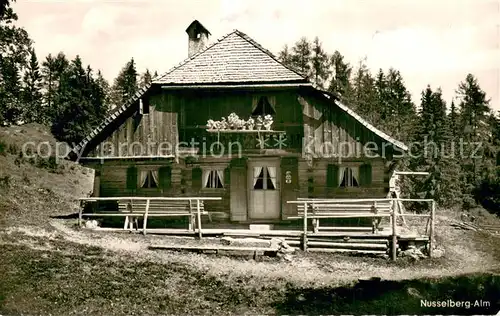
256,115 -> 264,130
238,119 -> 247,130
227,113 -> 240,129
263,114 -> 273,131
220,117 -> 228,130
207,119 -> 216,130
246,117 -> 255,130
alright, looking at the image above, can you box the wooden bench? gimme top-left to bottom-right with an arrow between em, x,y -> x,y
292,199 -> 393,233
117,199 -> 207,232
79,197 -> 219,237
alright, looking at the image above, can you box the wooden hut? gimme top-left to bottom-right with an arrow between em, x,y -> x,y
69,20 -> 408,225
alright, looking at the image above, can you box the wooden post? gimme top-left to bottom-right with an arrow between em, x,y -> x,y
188,200 -> 193,231
312,202 -> 318,233
78,201 -> 83,228
391,207 -> 397,261
302,201 -> 308,251
143,199 -> 150,236
197,199 -> 202,239
429,200 -> 436,258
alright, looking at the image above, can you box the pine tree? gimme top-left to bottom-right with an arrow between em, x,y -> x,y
309,37 -> 330,89
456,74 -> 491,189
381,68 -> 417,142
22,47 -> 43,123
0,0 -> 31,124
474,112 -> 500,215
41,52 -> 69,124
139,69 -> 152,88
110,58 -> 138,109
349,61 -> 377,123
278,44 -> 292,66
412,86 -> 462,206
449,99 -> 459,140
328,51 -> 353,102
375,69 -> 388,121
289,37 -> 311,76
0,57 -> 22,123
95,70 -> 110,111
51,56 -> 107,144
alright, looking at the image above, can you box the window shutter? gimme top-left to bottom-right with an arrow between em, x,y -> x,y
327,164 -> 339,188
360,164 -> 372,186
192,167 -> 202,190
126,166 -> 138,191
307,176 -> 314,197
159,166 -> 172,189
224,167 -> 230,187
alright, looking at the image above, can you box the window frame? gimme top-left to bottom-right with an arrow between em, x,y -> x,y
253,166 -> 277,191
137,168 -> 160,190
339,166 -> 360,188
251,96 -> 276,117
202,169 -> 224,189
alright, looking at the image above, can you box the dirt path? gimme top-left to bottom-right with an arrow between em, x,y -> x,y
4,216 -> 499,290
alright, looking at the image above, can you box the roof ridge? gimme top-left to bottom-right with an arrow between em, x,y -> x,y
233,30 -> 308,81
153,30 -> 239,83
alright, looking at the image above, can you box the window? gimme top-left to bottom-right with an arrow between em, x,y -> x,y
203,170 -> 224,188
139,98 -> 149,115
139,170 -> 158,188
253,166 -> 277,190
339,167 -> 359,187
252,96 -> 276,116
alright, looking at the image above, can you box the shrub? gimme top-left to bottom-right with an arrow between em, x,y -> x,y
22,173 -> 31,185
35,156 -> 59,172
0,175 -> 11,188
7,144 -> 18,155
474,167 -> 500,216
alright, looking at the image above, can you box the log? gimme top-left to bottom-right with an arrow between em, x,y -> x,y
148,245 -> 279,257
307,248 -> 387,255
306,241 -> 387,250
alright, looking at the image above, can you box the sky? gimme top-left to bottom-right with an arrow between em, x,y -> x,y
12,0 -> 500,111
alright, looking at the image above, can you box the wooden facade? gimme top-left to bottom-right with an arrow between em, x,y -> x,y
72,25 -> 407,225
80,87 -> 403,223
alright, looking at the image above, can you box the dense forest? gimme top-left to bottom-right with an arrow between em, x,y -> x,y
1,1 -> 499,214
278,37 -> 500,214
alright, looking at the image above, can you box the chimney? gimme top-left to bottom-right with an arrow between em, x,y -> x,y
186,20 -> 211,58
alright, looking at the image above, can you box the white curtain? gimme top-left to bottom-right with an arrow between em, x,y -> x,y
351,167 -> 359,185
202,170 -> 210,188
253,166 -> 263,187
267,166 -> 277,189
139,170 -> 148,188
251,96 -> 259,113
268,96 -> 277,112
338,167 -> 346,187
151,170 -> 159,187
216,170 -> 224,187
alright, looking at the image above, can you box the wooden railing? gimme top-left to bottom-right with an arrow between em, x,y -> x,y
287,198 -> 436,260
179,128 -> 303,151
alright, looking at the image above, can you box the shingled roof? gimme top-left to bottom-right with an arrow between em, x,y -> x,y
154,30 -> 307,85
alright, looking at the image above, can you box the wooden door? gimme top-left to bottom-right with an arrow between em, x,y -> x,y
248,159 -> 280,220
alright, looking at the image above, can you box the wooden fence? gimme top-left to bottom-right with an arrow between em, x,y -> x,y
287,198 -> 436,260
